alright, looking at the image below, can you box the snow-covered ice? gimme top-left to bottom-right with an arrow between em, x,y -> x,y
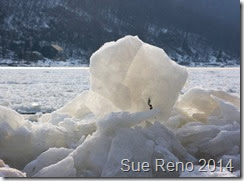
183,67 -> 240,96
0,68 -> 90,113
0,160 -> 26,177
0,36 -> 240,178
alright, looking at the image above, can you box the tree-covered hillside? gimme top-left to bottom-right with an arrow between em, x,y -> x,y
0,0 -> 240,66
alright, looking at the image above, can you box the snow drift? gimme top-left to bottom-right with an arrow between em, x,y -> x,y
0,36 -> 240,177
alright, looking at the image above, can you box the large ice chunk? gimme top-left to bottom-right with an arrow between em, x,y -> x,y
0,106 -> 76,169
0,160 -> 26,177
90,35 -> 188,121
174,88 -> 240,124
34,156 -> 76,177
173,88 -> 240,164
23,147 -> 74,176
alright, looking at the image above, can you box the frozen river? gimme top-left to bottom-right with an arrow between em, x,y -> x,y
0,67 -> 240,114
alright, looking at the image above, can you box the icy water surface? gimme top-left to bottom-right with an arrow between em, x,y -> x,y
0,67 -> 240,114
